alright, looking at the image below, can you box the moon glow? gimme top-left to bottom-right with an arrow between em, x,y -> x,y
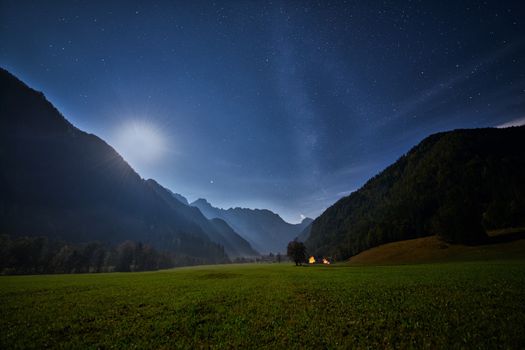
114,121 -> 166,165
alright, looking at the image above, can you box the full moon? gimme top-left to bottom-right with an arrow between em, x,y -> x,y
114,121 -> 166,165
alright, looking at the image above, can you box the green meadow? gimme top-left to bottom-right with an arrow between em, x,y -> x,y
2,260 -> 525,349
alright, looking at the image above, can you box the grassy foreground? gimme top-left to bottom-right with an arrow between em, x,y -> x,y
2,260 -> 525,349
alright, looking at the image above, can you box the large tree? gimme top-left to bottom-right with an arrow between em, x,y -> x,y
287,240 -> 306,266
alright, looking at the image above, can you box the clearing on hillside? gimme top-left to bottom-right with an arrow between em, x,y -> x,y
347,230 -> 525,266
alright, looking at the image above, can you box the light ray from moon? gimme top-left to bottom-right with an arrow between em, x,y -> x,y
114,120 -> 166,166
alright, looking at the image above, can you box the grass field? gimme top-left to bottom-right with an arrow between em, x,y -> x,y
2,258 -> 525,349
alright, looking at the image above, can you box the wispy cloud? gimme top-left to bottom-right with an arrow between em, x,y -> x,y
390,40 -> 525,124
337,190 -> 354,197
497,116 -> 525,128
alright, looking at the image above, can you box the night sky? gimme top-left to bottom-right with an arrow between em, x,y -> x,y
1,1 -> 524,223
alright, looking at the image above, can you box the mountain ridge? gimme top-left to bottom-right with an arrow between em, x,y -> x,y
191,198 -> 313,253
146,179 -> 258,258
0,67 -> 237,264
306,126 -> 525,259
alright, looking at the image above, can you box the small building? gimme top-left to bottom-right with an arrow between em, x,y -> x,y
308,256 -> 331,265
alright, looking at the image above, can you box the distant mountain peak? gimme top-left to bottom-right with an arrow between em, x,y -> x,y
192,197 -> 312,253
192,198 -> 213,207
146,179 -> 189,206
171,193 -> 189,206
301,217 -> 314,225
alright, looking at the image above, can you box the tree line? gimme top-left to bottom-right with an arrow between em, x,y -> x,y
0,235 -> 213,275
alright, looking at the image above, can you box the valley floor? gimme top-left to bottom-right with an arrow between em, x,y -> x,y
2,257 -> 525,349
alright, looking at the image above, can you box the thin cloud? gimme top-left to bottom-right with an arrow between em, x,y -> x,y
390,40 -> 524,124
337,190 -> 354,197
497,116 -> 525,128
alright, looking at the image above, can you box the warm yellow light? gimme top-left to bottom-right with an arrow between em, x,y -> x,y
309,256 -> 316,264
322,258 -> 330,265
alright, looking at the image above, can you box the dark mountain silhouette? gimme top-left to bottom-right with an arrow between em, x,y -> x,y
306,126 -> 525,260
170,192 -> 189,206
296,223 -> 312,242
209,218 -> 259,257
146,180 -> 258,258
0,68 -> 231,264
191,198 -> 313,253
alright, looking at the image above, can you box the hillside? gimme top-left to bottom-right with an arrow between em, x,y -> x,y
306,127 -> 525,259
192,198 -> 313,253
0,68 -> 229,264
347,229 -> 525,266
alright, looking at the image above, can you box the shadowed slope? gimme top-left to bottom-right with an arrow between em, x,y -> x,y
0,68 -> 227,263
146,179 -> 258,258
307,126 -> 525,259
